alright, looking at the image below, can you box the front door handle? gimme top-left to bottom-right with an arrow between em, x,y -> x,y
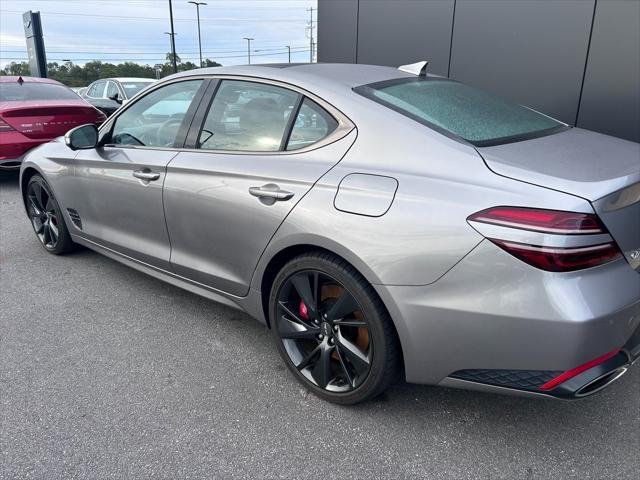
249,184 -> 294,201
133,169 -> 160,181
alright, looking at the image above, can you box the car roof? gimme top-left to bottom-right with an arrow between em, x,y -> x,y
168,63 -> 415,89
0,76 -> 62,84
110,77 -> 155,83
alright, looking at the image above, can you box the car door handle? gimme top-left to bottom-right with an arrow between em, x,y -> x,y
249,184 -> 294,201
133,169 -> 160,181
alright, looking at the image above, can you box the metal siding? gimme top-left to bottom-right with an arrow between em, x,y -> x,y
577,0 -> 640,143
356,0 -> 455,76
317,0 -> 358,63
448,0 -> 595,125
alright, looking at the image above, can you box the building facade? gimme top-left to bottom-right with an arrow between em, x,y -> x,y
318,0 -> 640,143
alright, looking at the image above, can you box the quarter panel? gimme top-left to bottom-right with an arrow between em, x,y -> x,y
377,240 -> 640,384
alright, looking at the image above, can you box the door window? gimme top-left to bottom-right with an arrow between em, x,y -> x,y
197,80 -> 299,152
286,98 -> 338,151
109,80 -> 203,148
105,81 -> 119,100
87,81 -> 106,98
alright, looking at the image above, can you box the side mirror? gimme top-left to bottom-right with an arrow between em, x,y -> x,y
65,124 -> 98,150
108,92 -> 123,104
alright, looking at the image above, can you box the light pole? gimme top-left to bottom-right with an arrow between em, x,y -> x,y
243,37 -> 254,64
167,0 -> 178,73
188,1 -> 207,68
164,31 -> 178,68
286,45 -> 291,63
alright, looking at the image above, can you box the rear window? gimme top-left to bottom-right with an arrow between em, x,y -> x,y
0,82 -> 80,102
355,78 -> 566,146
122,81 -> 153,98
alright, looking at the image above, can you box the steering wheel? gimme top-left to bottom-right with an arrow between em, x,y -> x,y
156,118 -> 184,147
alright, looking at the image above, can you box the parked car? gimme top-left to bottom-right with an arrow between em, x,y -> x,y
19,63 -> 640,404
0,76 -> 106,170
71,86 -> 88,97
82,77 -> 155,116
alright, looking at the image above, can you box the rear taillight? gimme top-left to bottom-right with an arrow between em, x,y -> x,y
468,207 -> 622,272
491,240 -> 622,272
0,118 -> 15,133
469,206 -> 605,234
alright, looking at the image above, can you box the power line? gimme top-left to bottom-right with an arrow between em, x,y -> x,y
0,9 -> 309,23
0,49 -> 311,62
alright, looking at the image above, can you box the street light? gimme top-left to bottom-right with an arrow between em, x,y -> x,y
243,37 -> 254,64
285,45 -> 291,63
164,31 -> 178,68
188,1 -> 207,68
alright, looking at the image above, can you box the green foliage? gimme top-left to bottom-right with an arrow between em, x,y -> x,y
0,57 -> 222,87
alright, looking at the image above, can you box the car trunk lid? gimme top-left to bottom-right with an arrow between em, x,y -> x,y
478,127 -> 640,271
0,100 -> 104,139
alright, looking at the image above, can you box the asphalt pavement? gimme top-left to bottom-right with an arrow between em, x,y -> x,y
1,171 -> 638,479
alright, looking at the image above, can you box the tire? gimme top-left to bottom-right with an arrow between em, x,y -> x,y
269,251 -> 400,404
25,175 -> 76,255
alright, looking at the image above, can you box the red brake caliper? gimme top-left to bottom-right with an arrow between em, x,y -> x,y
298,299 -> 309,321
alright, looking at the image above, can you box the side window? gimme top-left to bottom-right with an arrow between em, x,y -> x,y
198,80 -> 299,152
109,80 -> 203,148
106,81 -> 119,99
286,98 -> 338,151
87,81 -> 105,98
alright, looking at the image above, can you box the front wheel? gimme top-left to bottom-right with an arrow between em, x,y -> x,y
269,252 -> 400,404
25,175 -> 76,255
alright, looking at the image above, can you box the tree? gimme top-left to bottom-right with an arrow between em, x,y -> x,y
166,52 -> 181,65
1,58 -> 222,85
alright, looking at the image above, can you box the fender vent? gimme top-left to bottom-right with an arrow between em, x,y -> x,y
67,208 -> 82,229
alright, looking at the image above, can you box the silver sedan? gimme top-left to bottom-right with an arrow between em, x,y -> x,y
19,63 -> 640,404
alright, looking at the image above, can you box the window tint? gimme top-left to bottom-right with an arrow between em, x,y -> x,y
0,82 -> 80,101
109,80 -> 202,148
356,79 -> 564,146
106,81 -> 119,99
286,99 -> 338,151
198,80 -> 299,152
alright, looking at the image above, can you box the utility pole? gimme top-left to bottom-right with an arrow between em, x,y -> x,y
188,1 -> 207,68
243,37 -> 254,64
306,7 -> 315,63
164,31 -> 178,69
286,45 -> 291,63
168,0 -> 178,73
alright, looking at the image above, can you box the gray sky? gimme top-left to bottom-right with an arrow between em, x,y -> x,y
0,0 -> 317,67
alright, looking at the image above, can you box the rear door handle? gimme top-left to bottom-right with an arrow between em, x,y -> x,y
249,184 -> 294,201
133,169 -> 160,181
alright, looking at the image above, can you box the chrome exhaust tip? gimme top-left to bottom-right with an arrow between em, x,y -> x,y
575,366 -> 628,398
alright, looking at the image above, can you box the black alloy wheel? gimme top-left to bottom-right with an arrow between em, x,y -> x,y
270,252 -> 399,404
25,175 -> 75,255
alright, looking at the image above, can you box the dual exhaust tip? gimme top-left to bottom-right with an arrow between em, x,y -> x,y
574,365 -> 628,398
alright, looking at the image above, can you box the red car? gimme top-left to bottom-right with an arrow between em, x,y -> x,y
0,76 -> 106,170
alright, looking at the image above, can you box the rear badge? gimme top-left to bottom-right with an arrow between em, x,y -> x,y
630,250 -> 640,261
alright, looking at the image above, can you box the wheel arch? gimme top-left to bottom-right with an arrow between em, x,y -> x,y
20,166 -> 43,206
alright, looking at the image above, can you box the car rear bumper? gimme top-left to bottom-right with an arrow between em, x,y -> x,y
0,131 -> 48,169
376,240 -> 640,399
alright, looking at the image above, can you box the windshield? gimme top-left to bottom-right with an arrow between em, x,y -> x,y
0,82 -> 80,102
355,78 -> 566,146
121,81 -> 153,98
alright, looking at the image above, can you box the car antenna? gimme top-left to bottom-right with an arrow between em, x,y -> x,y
397,61 -> 429,77
17,76 -> 24,85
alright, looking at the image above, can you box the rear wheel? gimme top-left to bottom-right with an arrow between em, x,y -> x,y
269,252 -> 400,404
25,175 -> 76,255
